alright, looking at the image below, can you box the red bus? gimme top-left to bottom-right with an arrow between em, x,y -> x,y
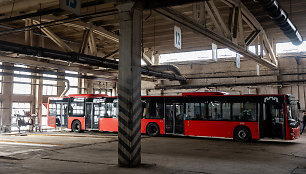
47,92 -> 301,141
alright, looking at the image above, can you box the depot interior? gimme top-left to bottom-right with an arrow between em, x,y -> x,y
0,0 -> 304,133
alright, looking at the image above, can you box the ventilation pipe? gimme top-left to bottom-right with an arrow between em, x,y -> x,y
143,65 -> 187,84
60,79 -> 70,97
254,0 -> 303,45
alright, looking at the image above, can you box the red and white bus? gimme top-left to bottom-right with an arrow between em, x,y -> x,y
47,92 -> 301,141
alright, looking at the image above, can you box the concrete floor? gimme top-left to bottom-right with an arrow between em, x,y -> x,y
0,131 -> 305,174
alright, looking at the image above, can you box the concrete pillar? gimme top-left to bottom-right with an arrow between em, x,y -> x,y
117,1 -> 142,167
1,63 -> 14,132
79,77 -> 86,94
34,78 -> 43,131
87,79 -> 94,94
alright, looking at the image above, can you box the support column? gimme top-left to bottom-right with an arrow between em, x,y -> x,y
1,63 -> 13,132
78,77 -> 85,94
57,70 -> 65,96
34,78 -> 43,131
117,1 -> 142,168
87,79 -> 94,94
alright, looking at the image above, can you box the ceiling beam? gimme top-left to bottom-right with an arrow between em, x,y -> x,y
43,17 -> 159,64
154,7 -> 278,70
0,1 -> 116,23
0,0 -> 57,15
88,30 -> 98,56
221,0 -> 277,66
38,16 -> 120,42
79,28 -> 91,54
142,0 -> 209,9
207,0 -> 231,38
32,20 -> 73,52
142,53 -> 153,66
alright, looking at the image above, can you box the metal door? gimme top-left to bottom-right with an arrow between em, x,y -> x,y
85,103 -> 93,129
56,102 -> 68,128
165,103 -> 184,134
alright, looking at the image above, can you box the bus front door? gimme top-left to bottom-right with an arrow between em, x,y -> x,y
165,103 -> 184,134
56,103 -> 68,128
85,103 -> 99,129
263,103 -> 284,139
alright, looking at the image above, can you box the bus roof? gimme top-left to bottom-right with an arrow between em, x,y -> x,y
68,94 -> 108,98
181,92 -> 228,96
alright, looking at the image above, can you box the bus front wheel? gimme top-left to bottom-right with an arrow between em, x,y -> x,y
72,120 -> 82,133
234,127 -> 251,142
146,123 -> 160,137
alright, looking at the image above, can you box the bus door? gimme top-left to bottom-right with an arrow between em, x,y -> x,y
165,103 -> 184,134
263,100 -> 285,139
85,102 -> 99,129
56,102 -> 68,128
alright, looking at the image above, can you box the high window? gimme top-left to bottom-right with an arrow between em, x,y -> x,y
65,71 -> 78,95
13,65 -> 31,95
276,41 -> 306,54
43,74 -> 57,95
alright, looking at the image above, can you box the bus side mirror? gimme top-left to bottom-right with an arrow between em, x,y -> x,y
297,102 -> 301,110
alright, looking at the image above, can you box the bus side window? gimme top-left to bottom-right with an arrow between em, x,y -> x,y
69,102 -> 84,116
156,103 -> 164,119
232,102 -> 257,121
105,104 -> 110,118
145,102 -> 155,119
208,102 -> 221,120
185,103 -> 205,120
99,103 -> 105,117
200,103 -> 207,120
222,103 -> 231,120
142,102 -> 146,119
194,103 -> 201,120
48,103 -> 56,116
242,102 -> 257,121
232,103 -> 241,121
112,102 -> 118,118
185,103 -> 195,120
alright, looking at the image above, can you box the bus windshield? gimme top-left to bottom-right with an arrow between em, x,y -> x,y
287,101 -> 299,128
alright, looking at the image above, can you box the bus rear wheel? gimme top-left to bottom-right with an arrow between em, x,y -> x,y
146,123 -> 160,137
234,127 -> 251,142
72,120 -> 82,133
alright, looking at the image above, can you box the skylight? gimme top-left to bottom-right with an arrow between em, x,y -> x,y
158,41 -> 305,64
160,48 -> 238,64
276,41 -> 306,54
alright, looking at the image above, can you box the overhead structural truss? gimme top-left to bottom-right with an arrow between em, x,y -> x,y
155,0 -> 278,70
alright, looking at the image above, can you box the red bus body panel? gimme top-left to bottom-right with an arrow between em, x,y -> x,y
47,96 -> 69,128
68,117 -> 85,130
99,118 -> 118,132
141,119 -> 165,134
47,98 -> 55,128
283,101 -> 300,140
48,116 -> 56,128
184,120 -> 260,139
289,127 -> 300,140
68,94 -> 107,98
99,118 -> 165,134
